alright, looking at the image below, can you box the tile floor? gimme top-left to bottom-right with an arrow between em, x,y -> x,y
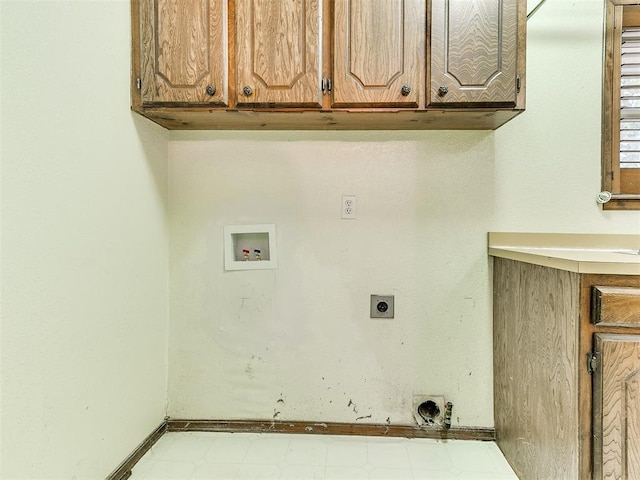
129,431 -> 519,479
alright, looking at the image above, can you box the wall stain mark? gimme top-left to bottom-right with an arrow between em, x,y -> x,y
269,409 -> 281,430
384,416 -> 391,434
245,354 -> 263,379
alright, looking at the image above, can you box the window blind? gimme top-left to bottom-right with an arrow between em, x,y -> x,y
620,27 -> 640,168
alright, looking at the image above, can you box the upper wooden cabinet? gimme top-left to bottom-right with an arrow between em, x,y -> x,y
131,0 -> 526,129
332,0 -> 424,107
235,0 -> 322,107
136,0 -> 228,106
429,0 -> 519,107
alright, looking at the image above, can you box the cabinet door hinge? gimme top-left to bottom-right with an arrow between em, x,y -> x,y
516,75 -> 521,94
322,77 -> 332,95
587,350 -> 598,375
136,78 -> 142,90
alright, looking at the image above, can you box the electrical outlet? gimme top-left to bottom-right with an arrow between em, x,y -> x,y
341,195 -> 356,219
370,295 -> 394,318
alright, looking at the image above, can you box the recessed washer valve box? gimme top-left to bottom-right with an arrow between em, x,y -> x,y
370,295 -> 394,318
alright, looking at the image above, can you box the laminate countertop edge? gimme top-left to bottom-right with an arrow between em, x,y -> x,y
488,233 -> 640,276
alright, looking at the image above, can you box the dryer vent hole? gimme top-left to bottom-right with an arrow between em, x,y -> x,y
417,400 -> 441,422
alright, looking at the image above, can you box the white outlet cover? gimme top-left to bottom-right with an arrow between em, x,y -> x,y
341,195 -> 356,219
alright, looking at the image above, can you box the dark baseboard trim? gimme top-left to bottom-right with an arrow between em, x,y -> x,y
106,418 -> 494,478
167,419 -> 495,441
105,421 -> 167,480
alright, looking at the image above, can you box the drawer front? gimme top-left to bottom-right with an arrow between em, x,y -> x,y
592,286 -> 640,327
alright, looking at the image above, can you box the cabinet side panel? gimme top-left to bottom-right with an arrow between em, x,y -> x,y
493,258 -> 580,480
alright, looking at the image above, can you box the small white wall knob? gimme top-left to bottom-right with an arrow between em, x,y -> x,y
596,191 -> 612,204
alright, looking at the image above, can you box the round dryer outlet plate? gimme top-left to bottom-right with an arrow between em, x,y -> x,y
370,295 -> 394,318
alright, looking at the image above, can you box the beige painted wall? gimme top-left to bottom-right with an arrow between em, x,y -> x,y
167,0 -> 639,428
1,1 -> 169,478
168,131 -> 497,426
494,0 -> 633,231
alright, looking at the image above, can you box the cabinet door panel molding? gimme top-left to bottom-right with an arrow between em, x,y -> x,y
131,0 -> 526,129
236,0 -> 322,106
332,0 -> 423,107
138,0 -> 228,106
429,0 -> 518,107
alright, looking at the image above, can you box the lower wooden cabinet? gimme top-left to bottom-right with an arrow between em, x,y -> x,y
592,334 -> 640,479
492,257 -> 640,479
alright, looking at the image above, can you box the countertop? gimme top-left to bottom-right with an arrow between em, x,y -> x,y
488,232 -> 640,275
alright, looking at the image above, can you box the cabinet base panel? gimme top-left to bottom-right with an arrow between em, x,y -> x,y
133,107 -> 524,131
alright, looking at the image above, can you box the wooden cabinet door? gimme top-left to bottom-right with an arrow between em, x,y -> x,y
593,334 -> 640,480
332,0 -> 425,107
429,0 -> 518,107
236,0 -> 322,107
139,0 -> 227,105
